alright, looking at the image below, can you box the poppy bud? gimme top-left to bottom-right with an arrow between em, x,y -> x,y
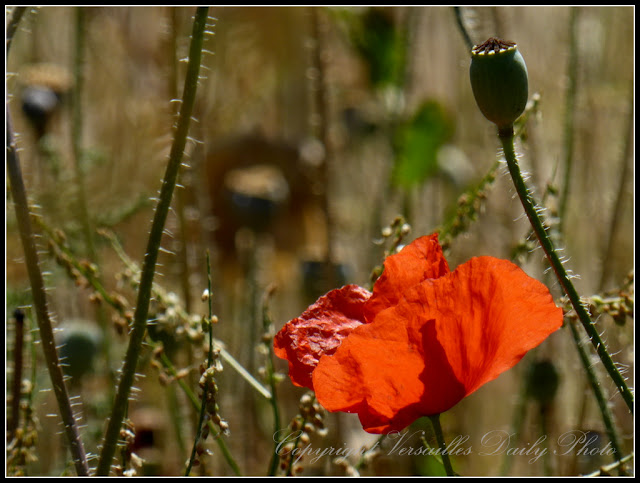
470,38 -> 528,135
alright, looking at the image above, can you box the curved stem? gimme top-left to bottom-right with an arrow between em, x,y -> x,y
452,7 -> 474,51
499,129 -> 633,413
428,414 -> 455,476
96,7 -> 210,475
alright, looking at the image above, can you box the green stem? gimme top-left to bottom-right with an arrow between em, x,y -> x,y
72,6 -> 115,396
558,7 -> 579,232
96,7 -> 210,475
160,351 -> 242,475
567,320 -> 626,472
598,81 -> 633,291
499,129 -> 633,413
428,414 -> 455,476
7,111 -> 90,476
71,7 -> 95,258
185,251 -> 215,475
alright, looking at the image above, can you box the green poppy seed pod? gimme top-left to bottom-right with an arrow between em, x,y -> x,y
470,38 -> 529,135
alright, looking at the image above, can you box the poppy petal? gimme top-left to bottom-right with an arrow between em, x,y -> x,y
273,284 -> 371,390
423,256 -> 564,396
364,234 -> 450,321
312,308 -> 466,433
313,256 -> 563,433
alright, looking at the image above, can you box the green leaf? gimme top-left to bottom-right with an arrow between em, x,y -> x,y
340,8 -> 406,89
392,100 -> 454,189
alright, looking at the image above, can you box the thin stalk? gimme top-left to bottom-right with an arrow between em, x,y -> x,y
168,7 -> 194,315
309,7 -> 336,276
499,129 -> 633,413
499,366 -> 530,476
159,351 -> 241,476
71,7 -> 95,258
567,320 -> 626,472
452,7 -> 474,51
7,111 -> 89,476
96,7 -> 210,475
558,7 -> 579,232
583,453 -> 633,477
428,414 -> 455,476
6,7 -> 28,56
185,251 -> 215,475
262,287 -> 283,476
72,6 -> 115,395
598,81 -> 634,291
8,309 -> 26,442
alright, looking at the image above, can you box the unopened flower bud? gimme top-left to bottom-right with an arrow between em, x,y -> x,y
470,38 -> 528,135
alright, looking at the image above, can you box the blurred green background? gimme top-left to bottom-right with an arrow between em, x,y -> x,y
6,6 -> 633,476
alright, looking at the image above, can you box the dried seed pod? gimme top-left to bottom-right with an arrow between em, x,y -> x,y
470,38 -> 529,135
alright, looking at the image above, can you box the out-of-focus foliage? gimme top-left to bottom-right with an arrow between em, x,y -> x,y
336,8 -> 407,89
392,100 -> 454,189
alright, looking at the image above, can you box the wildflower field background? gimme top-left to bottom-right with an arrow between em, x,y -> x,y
6,6 -> 634,476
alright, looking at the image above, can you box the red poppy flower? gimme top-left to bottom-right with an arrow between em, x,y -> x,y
274,234 -> 563,434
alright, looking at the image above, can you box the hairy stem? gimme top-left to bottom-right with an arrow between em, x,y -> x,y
7,111 -> 90,476
499,129 -> 633,413
567,320 -> 626,472
7,11 -> 88,471
96,7 -> 210,475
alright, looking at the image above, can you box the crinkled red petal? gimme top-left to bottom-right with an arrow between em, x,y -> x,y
273,284 -> 372,390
